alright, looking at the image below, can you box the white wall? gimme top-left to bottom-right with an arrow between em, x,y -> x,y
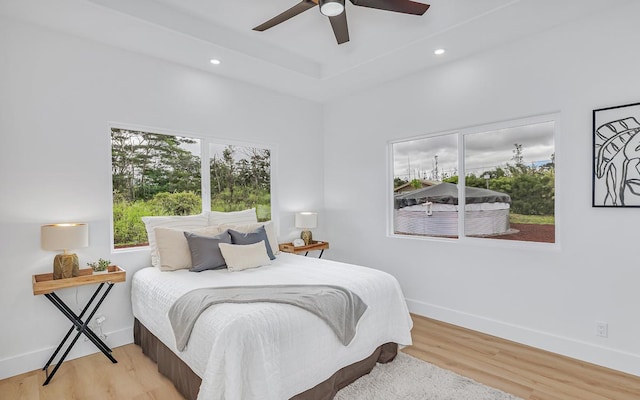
3,1 -> 640,382
323,2 -> 640,376
0,18 -> 324,378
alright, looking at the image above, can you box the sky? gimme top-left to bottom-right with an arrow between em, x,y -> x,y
114,129 -> 268,164
393,121 -> 555,181
178,140 -> 263,162
209,143 -> 268,162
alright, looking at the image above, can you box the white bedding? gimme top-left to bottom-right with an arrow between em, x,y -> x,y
131,253 -> 413,400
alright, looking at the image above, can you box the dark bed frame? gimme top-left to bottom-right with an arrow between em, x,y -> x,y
133,318 -> 397,400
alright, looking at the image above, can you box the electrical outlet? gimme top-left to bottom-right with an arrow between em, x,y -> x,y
596,321 -> 608,338
84,315 -> 107,342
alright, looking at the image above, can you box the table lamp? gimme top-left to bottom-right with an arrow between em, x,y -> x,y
41,223 -> 89,279
295,212 -> 317,246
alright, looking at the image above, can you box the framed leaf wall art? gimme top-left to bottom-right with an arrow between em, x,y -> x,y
593,101 -> 640,207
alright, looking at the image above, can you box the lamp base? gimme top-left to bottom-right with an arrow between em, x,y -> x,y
301,230 -> 313,246
53,253 -> 79,280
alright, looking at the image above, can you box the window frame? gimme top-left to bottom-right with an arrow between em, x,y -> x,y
388,113 -> 560,249
108,122 -> 276,253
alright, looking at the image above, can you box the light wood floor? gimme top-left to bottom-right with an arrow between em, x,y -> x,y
405,315 -> 640,400
2,314 -> 639,399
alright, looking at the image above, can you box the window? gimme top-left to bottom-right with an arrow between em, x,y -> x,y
111,127 -> 271,249
393,133 -> 459,238
391,116 -> 555,244
209,143 -> 271,221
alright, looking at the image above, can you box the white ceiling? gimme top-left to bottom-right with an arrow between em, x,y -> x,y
0,0 -> 629,102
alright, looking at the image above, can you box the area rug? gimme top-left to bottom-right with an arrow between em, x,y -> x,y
335,352 -> 523,400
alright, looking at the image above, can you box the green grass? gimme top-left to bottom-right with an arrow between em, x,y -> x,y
509,213 -> 555,225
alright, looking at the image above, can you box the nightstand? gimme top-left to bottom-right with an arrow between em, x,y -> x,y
279,240 -> 329,258
32,266 -> 126,385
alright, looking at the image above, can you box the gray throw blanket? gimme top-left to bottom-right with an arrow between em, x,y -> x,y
168,284 -> 368,351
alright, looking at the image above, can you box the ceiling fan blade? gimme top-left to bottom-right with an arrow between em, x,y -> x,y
328,10 -> 350,44
349,0 -> 430,15
253,0 -> 317,31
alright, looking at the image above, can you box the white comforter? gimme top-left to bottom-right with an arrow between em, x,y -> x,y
131,253 -> 413,400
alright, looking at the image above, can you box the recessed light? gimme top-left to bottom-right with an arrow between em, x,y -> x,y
434,48 -> 445,55
210,59 -> 221,65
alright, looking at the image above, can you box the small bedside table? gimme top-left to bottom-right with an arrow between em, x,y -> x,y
279,240 -> 329,258
32,266 -> 126,385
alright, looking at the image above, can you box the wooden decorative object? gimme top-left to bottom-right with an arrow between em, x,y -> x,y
301,230 -> 313,246
53,253 -> 79,279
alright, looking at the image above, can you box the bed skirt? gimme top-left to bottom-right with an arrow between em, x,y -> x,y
133,318 -> 398,400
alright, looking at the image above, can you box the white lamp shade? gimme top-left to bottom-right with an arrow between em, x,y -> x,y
41,223 -> 89,251
295,212 -> 318,229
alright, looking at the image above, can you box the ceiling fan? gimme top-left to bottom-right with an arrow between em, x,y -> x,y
253,0 -> 430,45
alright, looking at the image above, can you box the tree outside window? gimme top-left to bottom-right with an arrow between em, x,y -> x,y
111,128 -> 271,249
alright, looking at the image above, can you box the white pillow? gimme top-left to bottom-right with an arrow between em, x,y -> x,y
154,225 -> 224,271
208,208 -> 257,226
219,241 -> 271,272
220,221 -> 280,255
141,214 -> 209,268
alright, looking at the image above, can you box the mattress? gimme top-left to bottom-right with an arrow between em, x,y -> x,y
131,252 -> 413,400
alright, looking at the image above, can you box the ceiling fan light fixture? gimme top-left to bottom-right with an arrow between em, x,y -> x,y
319,0 -> 345,17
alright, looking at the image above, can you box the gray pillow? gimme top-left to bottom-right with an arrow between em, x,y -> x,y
228,225 -> 275,260
184,230 -> 231,272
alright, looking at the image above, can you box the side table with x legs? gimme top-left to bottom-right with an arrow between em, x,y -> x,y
32,266 -> 126,385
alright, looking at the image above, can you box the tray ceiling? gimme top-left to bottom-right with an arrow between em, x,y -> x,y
0,0 -> 627,102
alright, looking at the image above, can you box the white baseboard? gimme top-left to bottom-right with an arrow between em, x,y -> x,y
0,326 -> 133,380
406,298 -> 640,377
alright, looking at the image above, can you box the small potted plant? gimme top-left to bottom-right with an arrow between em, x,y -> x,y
87,258 -> 111,274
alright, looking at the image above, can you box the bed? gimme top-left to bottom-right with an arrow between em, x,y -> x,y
131,253 -> 413,400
